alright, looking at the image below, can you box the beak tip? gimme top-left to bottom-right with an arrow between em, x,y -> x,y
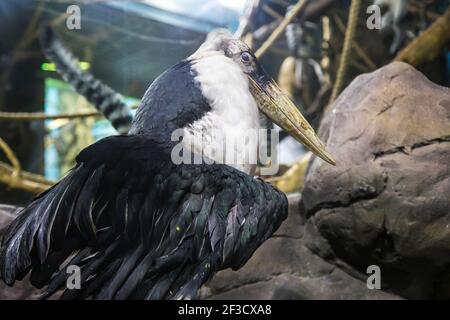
320,153 -> 336,166
312,145 -> 336,166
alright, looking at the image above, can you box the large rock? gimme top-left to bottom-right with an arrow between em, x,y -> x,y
301,62 -> 450,299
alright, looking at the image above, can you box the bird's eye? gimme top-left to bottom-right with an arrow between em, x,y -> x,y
240,52 -> 252,64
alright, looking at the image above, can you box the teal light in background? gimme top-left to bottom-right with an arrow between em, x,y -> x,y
44,82 -> 60,180
43,78 -> 139,180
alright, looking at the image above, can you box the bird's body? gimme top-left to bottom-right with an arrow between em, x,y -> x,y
1,135 -> 286,299
0,30 -> 334,299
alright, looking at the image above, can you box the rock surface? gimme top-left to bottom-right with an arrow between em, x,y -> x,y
300,62 -> 450,299
0,62 -> 448,300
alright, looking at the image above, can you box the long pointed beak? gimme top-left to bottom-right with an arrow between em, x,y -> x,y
249,74 -> 336,165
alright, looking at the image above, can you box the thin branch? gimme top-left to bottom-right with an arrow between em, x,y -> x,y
327,0 -> 361,109
334,15 -> 377,70
0,162 -> 54,194
0,137 -> 22,180
0,105 -> 139,121
0,111 -> 103,121
255,0 -> 309,59
0,137 -> 54,193
409,3 -> 440,20
262,4 -> 283,21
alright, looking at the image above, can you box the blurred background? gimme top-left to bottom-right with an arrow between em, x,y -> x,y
0,0 -> 449,205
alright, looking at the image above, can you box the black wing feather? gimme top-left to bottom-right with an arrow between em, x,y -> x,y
0,135 -> 287,299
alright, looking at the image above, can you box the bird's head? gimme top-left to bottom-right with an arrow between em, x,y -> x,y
187,29 -> 335,165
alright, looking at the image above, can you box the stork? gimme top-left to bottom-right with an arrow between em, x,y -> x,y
0,30 -> 334,299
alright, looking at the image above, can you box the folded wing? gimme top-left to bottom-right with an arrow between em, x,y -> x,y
0,135 -> 287,299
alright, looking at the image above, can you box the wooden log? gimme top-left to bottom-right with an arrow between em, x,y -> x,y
395,7 -> 450,67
